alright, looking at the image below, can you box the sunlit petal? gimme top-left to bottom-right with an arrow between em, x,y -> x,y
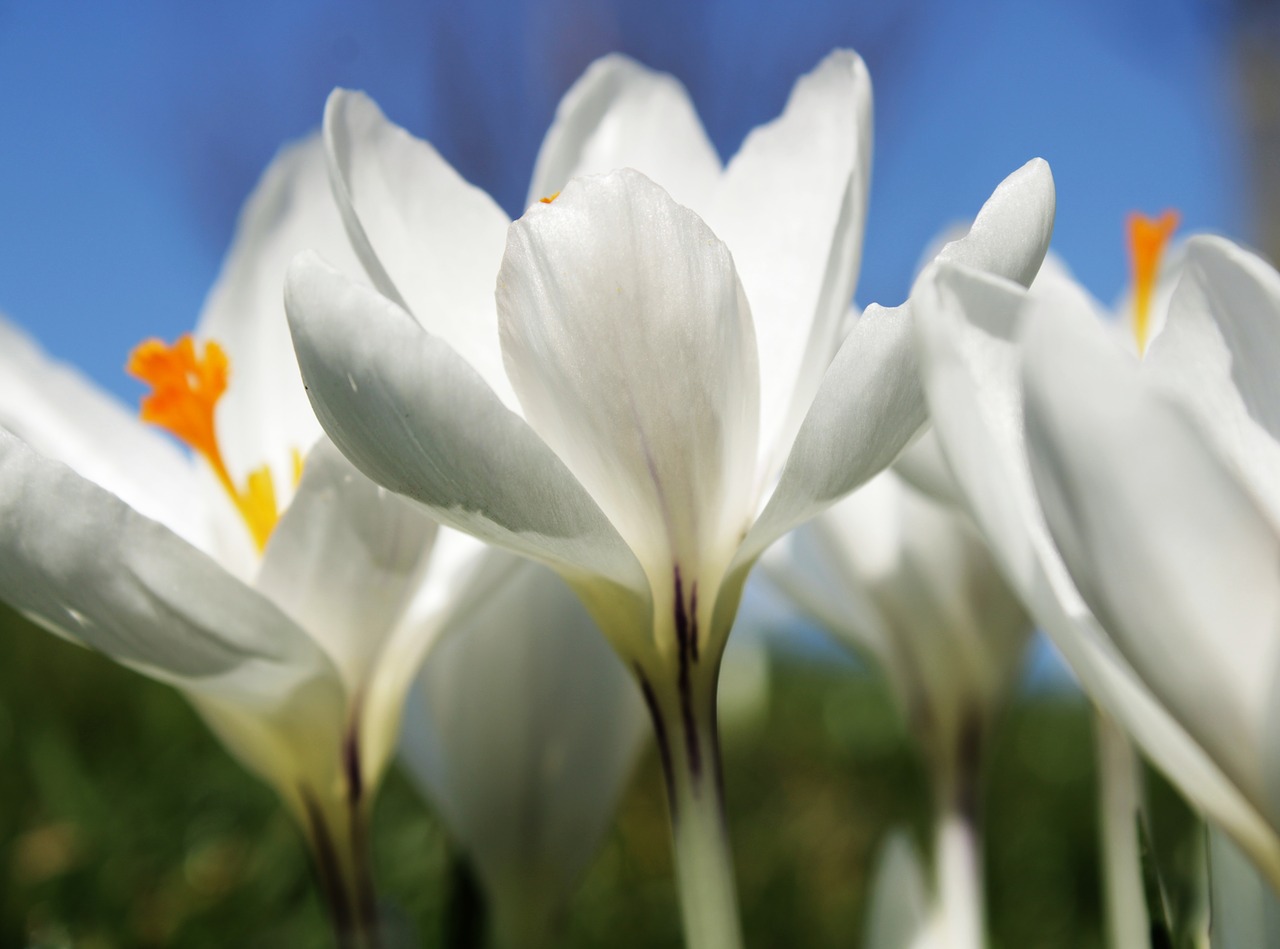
286,251 -> 646,599
528,53 -> 721,212
324,89 -> 515,406
498,170 -> 759,588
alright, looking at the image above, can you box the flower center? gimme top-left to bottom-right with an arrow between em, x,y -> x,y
127,334 -> 290,552
1126,209 -> 1179,355
539,192 -> 561,204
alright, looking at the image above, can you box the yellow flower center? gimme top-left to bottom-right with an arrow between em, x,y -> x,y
1126,209 -> 1179,355
127,334 -> 289,552
539,192 -> 561,204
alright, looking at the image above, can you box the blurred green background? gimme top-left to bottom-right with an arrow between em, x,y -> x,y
1,600 -> 1185,948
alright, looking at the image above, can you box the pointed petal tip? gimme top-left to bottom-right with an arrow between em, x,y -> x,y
324,86 -> 375,121
579,50 -> 649,80
934,158 -> 1056,289
817,47 -> 870,81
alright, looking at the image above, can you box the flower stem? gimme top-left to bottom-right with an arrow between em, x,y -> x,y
302,790 -> 382,949
637,665 -> 744,949
932,728 -> 986,949
1094,709 -> 1150,949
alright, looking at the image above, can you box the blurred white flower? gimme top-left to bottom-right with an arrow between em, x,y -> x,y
913,233 -> 1280,890
0,136 -> 493,941
762,468 -> 1030,949
401,556 -> 646,948
864,830 -> 938,949
763,469 -> 1029,784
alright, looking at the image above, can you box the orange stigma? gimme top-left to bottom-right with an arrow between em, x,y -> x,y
127,334 -> 279,551
539,191 -> 561,204
1126,209 -> 1180,355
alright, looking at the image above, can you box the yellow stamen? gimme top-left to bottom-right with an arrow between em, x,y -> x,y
1126,209 -> 1180,355
539,191 -> 561,204
291,448 -> 306,488
127,334 -> 279,551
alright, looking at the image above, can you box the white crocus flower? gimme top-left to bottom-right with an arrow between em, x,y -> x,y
912,235 -> 1280,903
0,136 -> 490,945
285,50 -> 1055,947
762,469 -> 1030,949
401,555 -> 646,949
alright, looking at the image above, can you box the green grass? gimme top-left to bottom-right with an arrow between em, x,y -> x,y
0,605 -> 1124,947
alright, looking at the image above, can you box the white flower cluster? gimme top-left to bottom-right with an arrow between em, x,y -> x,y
0,48 -> 1273,948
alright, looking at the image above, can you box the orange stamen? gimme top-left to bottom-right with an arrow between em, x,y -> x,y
1126,209 -> 1180,355
127,334 -> 279,551
539,191 -> 561,204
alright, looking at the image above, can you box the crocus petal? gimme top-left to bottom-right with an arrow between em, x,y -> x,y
915,260 -> 1280,886
0,317 -> 205,548
709,49 -> 873,475
739,158 -> 1055,569
892,429 -> 965,508
527,54 -> 721,212
197,134 -> 360,492
765,470 -> 1030,767
256,438 -> 438,700
1021,305 -> 1280,823
865,830 -> 935,949
761,495 -> 893,664
1210,828 -> 1280,947
935,158 -> 1056,288
0,429 -> 338,712
738,302 -> 924,565
1145,235 -> 1280,523
401,558 -> 647,938
358,529 -> 518,789
285,251 -> 646,600
323,89 -> 516,406
498,170 -> 759,588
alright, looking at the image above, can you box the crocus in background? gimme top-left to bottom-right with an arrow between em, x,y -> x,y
285,47 -> 1056,947
761,467 -> 1031,949
912,233 -> 1280,940
401,555 -> 647,949
863,829 -> 937,949
0,136 -> 501,949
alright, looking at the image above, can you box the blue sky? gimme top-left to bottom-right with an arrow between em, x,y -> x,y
0,0 -> 1247,403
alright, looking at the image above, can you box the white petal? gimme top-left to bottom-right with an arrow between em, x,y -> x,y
1145,235 -> 1280,523
761,498 -> 893,665
935,158 -> 1056,288
527,54 -> 721,213
0,429 -> 338,713
709,50 -> 874,475
498,170 -> 759,587
825,473 -> 1029,718
286,251 -> 646,599
915,260 -> 1280,885
0,316 -> 205,547
197,134 -> 361,496
401,559 -> 647,936
323,89 -> 516,406
864,830 -> 935,949
256,438 -> 438,700
892,429 -> 964,508
358,529 -> 517,787
739,302 -> 924,565
740,159 -> 1055,569
767,471 -> 1030,760
1210,828 -> 1280,948
1022,305 -> 1280,822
